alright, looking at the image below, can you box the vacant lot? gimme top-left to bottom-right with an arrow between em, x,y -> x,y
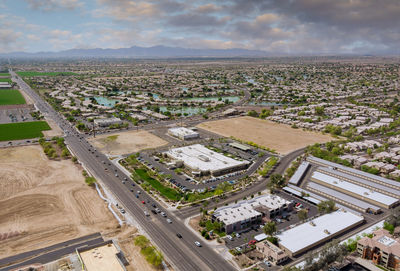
0,89 -> 26,105
16,71 -> 77,77
89,130 -> 168,156
198,116 -> 334,154
0,121 -> 51,141
0,145 -> 117,258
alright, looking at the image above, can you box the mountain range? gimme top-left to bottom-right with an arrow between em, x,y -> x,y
0,45 -> 267,58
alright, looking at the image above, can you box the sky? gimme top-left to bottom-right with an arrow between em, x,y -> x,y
1,0 -> 400,55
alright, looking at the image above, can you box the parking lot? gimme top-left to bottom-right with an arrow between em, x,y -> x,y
137,141 -> 269,191
224,191 -> 318,250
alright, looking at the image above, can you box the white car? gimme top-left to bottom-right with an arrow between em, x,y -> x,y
195,241 -> 202,247
166,218 -> 172,224
161,212 -> 167,217
227,235 -> 234,241
264,260 -> 272,267
144,211 -> 149,216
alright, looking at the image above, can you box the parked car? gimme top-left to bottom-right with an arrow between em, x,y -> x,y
227,235 -> 234,241
144,211 -> 149,216
248,240 -> 257,245
166,218 -> 172,224
161,212 -> 167,217
176,233 -> 182,238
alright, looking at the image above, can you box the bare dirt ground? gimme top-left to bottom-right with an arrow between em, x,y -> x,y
0,145 -> 118,258
89,130 -> 168,156
42,118 -> 63,138
197,116 -> 334,155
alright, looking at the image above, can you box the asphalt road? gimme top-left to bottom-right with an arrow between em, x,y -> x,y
10,70 -> 236,271
0,234 -> 104,271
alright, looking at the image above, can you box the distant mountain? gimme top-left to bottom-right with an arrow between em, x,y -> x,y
1,45 -> 267,58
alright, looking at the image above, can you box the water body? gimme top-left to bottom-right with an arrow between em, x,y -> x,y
185,96 -> 240,102
86,96 -> 118,107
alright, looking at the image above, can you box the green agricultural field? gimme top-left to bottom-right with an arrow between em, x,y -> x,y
0,89 -> 26,105
16,71 -> 77,77
0,121 -> 51,141
0,73 -> 10,77
0,78 -> 12,83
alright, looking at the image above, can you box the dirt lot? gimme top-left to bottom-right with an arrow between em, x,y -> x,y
0,145 -> 118,258
89,130 -> 168,156
42,118 -> 63,137
198,116 -> 334,154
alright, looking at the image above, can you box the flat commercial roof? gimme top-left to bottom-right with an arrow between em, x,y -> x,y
307,182 -> 381,212
277,210 -> 364,255
318,167 -> 400,198
214,194 -> 289,225
229,142 -> 251,151
308,156 -> 400,189
288,161 -> 310,185
79,243 -> 125,271
165,144 -> 248,173
311,171 -> 398,208
286,184 -> 362,216
168,127 -> 199,137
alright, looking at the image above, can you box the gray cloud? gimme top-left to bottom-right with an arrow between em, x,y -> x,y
24,0 -> 83,11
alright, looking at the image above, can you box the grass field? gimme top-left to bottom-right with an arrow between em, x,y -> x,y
0,121 -> 51,141
135,168 -> 182,201
16,71 -> 77,77
0,73 -> 10,77
0,78 -> 12,83
0,89 -> 26,105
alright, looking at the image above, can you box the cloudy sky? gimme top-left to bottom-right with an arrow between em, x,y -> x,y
1,0 -> 399,55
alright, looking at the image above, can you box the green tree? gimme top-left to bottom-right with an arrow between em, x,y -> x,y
134,235 -> 150,248
317,200 -> 336,214
298,209 -> 308,221
263,221 -> 277,236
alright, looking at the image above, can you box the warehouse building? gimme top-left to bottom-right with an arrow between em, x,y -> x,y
277,210 -> 364,256
318,167 -> 400,199
307,182 -> 382,214
288,161 -> 310,185
212,194 -> 292,233
165,144 -> 249,176
311,171 -> 399,209
168,127 -> 199,140
307,156 -> 400,190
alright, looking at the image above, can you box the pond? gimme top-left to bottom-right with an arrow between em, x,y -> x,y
86,96 -> 118,107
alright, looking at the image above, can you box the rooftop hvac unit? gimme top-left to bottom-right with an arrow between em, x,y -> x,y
364,192 -> 369,196
324,229 -> 331,235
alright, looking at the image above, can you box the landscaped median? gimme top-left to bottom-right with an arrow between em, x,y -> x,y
0,121 -> 51,141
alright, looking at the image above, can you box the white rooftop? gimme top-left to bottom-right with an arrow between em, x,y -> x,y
168,127 -> 198,137
165,144 -> 248,173
214,194 -> 290,225
312,171 -> 398,207
277,210 -> 364,254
